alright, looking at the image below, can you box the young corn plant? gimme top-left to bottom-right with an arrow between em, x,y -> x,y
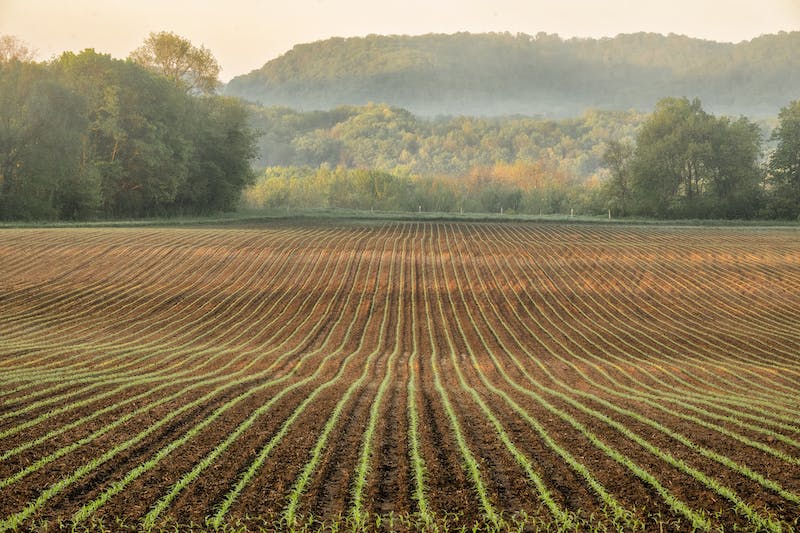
283,233 -> 399,528
211,234 -> 390,528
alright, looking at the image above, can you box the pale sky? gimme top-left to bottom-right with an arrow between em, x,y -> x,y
1,0 -> 799,81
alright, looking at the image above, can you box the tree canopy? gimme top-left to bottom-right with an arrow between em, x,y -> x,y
1,31 -> 796,222
225,32 -> 800,118
0,36 -> 256,221
766,101 -> 800,219
241,98 -> 798,220
0,61 -> 87,219
247,103 -> 645,180
129,31 -> 220,95
613,98 -> 764,218
0,35 -> 36,63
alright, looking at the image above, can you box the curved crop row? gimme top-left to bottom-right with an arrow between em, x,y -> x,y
1,221 -> 798,531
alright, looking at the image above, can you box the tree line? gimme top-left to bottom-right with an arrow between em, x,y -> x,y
226,31 -> 800,118
2,32 -> 798,221
243,98 -> 799,220
606,97 -> 800,219
248,104 -> 646,180
243,161 -> 596,216
0,33 -> 257,220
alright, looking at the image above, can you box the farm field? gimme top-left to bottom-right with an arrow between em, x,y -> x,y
0,221 -> 799,532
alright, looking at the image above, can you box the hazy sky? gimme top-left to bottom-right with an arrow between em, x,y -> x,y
2,0 -> 799,80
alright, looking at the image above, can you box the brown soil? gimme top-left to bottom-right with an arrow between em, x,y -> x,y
1,221 -> 798,531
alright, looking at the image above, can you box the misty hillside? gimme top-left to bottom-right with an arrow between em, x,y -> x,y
224,31 -> 800,117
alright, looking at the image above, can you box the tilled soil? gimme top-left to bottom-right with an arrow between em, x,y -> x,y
0,221 -> 798,531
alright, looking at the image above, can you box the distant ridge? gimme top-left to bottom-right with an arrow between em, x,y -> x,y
224,31 -> 800,117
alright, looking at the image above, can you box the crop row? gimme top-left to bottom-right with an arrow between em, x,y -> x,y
1,222 -> 798,531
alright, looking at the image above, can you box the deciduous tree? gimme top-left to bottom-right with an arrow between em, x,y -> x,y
602,139 -> 634,216
0,62 -> 88,219
129,31 -> 220,95
628,97 -> 762,218
767,100 -> 800,218
0,35 -> 35,63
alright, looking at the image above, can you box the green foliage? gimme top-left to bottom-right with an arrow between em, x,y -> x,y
242,103 -> 643,216
177,96 -> 258,213
247,103 -> 644,179
0,61 -> 88,219
129,31 -> 220,95
4,29 -> 796,222
0,47 -> 257,221
240,98 -> 793,221
628,98 -> 763,218
602,139 -> 634,217
766,100 -> 800,219
225,32 -> 800,118
243,164 -> 604,217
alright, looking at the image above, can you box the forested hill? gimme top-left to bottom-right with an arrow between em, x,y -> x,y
224,32 -> 800,117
